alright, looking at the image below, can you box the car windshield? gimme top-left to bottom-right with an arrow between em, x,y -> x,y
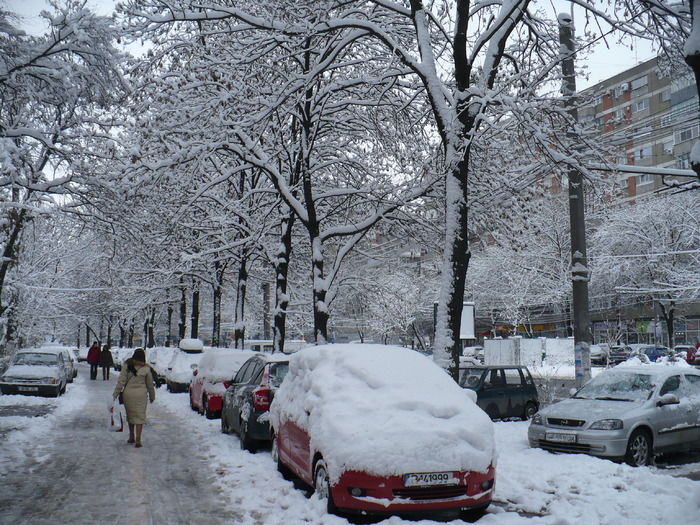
574,372 -> 654,402
269,362 -> 289,387
458,368 -> 484,389
13,352 -> 58,366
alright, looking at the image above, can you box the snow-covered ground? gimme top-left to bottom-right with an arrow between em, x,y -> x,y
1,362 -> 700,524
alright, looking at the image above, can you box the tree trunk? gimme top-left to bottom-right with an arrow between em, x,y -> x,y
148,307 -> 156,347
273,209 -> 294,354
191,280 -> 200,339
311,236 -> 329,344
659,301 -> 675,348
166,301 -> 173,347
211,260 -> 225,348
234,255 -> 248,348
178,277 -> 187,341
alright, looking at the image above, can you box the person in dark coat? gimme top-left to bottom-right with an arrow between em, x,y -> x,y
99,345 -> 114,380
86,341 -> 101,380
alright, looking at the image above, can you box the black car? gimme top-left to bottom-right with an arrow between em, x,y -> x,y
459,365 -> 539,420
220,354 -> 289,452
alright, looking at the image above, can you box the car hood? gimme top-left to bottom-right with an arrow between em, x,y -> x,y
541,397 -> 645,422
2,364 -> 61,379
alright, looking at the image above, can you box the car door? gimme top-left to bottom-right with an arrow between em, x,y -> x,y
478,368 -> 507,418
681,374 -> 700,442
652,374 -> 694,448
225,360 -> 254,431
232,360 -> 263,432
502,368 -> 525,418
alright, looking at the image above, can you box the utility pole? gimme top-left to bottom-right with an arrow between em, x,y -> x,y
558,13 -> 592,388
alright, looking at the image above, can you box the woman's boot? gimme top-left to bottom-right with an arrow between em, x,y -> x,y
127,423 -> 135,444
135,424 -> 143,448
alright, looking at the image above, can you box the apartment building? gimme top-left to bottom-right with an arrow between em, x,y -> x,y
579,56 -> 698,200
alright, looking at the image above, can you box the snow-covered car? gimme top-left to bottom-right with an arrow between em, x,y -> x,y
608,345 -> 632,365
221,353 -> 289,451
43,346 -> 78,382
179,338 -> 204,353
673,345 -> 697,364
528,364 -> 700,466
112,347 -> 135,372
0,348 -> 70,397
589,343 -> 610,366
627,344 -> 671,362
148,347 -> 178,384
166,350 -> 206,392
270,344 -> 496,518
190,348 -> 255,419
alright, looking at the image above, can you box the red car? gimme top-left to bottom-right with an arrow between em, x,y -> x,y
270,344 -> 496,518
189,348 -> 255,418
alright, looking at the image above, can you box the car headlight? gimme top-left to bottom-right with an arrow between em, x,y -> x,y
41,377 -> 57,384
1,376 -> 11,382
589,419 -> 623,430
531,413 -> 543,425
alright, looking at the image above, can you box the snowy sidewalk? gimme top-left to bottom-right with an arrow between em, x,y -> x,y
0,364 -> 241,524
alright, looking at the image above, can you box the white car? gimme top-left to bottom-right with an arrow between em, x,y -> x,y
0,347 -> 70,397
148,346 -> 178,383
528,365 -> 700,466
166,350 -> 206,392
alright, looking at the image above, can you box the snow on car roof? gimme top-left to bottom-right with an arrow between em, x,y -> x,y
271,344 -> 495,483
197,348 -> 256,378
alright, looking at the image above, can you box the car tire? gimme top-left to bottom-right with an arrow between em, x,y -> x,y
272,433 -> 292,480
460,501 -> 490,521
221,411 -> 230,434
314,459 -> 337,514
60,382 -> 66,395
522,402 -> 537,421
625,429 -> 652,466
239,420 -> 256,452
189,391 -> 198,412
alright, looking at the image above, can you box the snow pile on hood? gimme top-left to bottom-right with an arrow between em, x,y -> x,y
270,344 -> 496,483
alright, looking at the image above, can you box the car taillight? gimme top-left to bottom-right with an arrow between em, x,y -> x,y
223,381 -> 230,389
252,386 -> 270,411
193,370 -> 198,376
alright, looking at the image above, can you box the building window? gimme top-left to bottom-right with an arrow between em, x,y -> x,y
632,99 -> 649,112
674,125 -> 700,144
594,116 -> 604,127
635,173 -> 653,185
676,152 -> 690,169
634,147 -> 652,160
614,108 -> 627,120
659,89 -> 671,103
630,76 -> 648,90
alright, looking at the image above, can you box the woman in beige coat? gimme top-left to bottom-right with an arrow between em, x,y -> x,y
113,348 -> 156,447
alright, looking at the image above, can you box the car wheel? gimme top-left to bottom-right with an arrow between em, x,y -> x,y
272,433 -> 292,480
522,402 -> 537,421
314,459 -> 337,514
189,391 -> 198,411
625,429 -> 652,466
221,411 -> 230,434
60,382 -> 66,394
239,420 -> 256,452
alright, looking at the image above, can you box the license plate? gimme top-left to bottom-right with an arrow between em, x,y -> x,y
18,386 -> 39,392
403,471 -> 458,487
546,432 -> 577,443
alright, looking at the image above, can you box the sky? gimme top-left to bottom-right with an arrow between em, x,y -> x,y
6,0 -> 658,90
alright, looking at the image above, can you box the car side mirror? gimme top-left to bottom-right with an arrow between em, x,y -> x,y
657,393 -> 680,406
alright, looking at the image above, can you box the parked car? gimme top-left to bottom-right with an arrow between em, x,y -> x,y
221,353 -> 289,450
190,348 -> 255,419
528,365 -> 700,466
673,345 -> 697,364
628,344 -> 671,363
113,347 -> 135,372
165,350 -> 205,392
270,344 -> 496,518
45,346 -> 78,382
179,338 -> 204,353
459,365 -> 539,420
148,347 -> 178,384
608,345 -> 632,365
0,347 -> 70,397
589,343 -> 610,366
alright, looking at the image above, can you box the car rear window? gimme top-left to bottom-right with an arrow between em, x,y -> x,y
458,368 -> 484,389
269,362 -> 289,387
14,353 -> 58,366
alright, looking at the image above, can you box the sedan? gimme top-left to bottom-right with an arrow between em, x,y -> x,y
221,353 -> 289,451
189,348 -> 255,418
0,348 -> 70,397
528,365 -> 700,466
270,344 -> 496,518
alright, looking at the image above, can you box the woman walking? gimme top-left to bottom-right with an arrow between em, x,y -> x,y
113,348 -> 156,448
99,344 -> 114,380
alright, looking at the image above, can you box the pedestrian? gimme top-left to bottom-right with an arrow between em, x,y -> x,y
99,345 -> 114,380
113,348 -> 156,448
86,341 -> 101,380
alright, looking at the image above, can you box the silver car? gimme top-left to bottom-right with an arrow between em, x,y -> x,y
528,366 -> 700,466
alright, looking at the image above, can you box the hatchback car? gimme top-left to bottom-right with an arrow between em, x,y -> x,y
270,344 -> 496,518
0,348 -> 70,397
629,344 -> 671,362
528,365 -> 700,466
459,365 -> 539,420
221,353 -> 289,451
190,348 -> 255,418
589,344 -> 610,366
